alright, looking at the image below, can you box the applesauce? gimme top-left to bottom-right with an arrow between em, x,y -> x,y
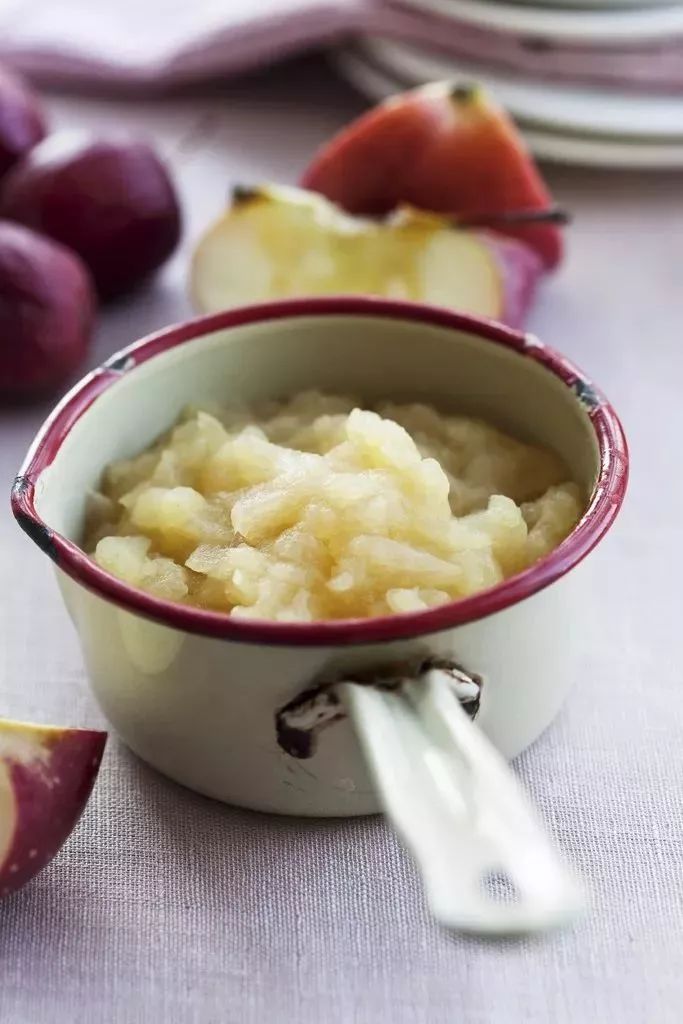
85,392 -> 583,622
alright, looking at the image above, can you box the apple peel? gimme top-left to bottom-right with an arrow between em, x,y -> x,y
477,231 -> 543,329
0,718 -> 106,897
0,66 -> 46,180
190,185 -> 542,328
302,81 -> 563,271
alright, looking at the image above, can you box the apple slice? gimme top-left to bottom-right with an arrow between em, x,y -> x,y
190,185 -> 542,327
0,718 -> 106,897
301,82 -> 563,270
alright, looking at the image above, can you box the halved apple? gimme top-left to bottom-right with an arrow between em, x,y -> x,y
302,82 -> 563,270
190,185 -> 542,327
0,718 -> 106,897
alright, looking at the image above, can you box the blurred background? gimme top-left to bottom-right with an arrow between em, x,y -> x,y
1,0 -> 682,168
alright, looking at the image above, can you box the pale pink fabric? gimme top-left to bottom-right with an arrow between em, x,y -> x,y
0,0 -> 367,89
0,0 -> 682,92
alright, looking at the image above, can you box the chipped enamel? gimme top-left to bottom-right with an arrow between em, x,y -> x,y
13,300 -> 626,816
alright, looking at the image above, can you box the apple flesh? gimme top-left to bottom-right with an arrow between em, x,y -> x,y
302,81 -> 563,271
0,132 -> 181,299
0,718 -> 106,897
190,185 -> 542,327
0,66 -> 46,180
0,222 -> 96,400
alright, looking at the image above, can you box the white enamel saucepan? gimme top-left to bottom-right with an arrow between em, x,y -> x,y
12,298 -> 628,936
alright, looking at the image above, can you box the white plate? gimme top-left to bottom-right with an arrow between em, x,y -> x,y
508,0 -> 679,7
502,0 -> 677,7
399,0 -> 683,42
361,37 -> 683,140
520,127 -> 683,166
333,48 -> 683,167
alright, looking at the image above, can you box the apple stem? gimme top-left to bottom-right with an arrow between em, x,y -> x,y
457,206 -> 570,229
231,184 -> 260,205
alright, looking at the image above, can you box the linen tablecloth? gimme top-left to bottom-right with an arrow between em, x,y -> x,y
0,58 -> 681,1024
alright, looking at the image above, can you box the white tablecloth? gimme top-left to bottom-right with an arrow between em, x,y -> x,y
0,58 -> 681,1024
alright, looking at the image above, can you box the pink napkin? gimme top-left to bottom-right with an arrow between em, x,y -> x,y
0,0 -> 681,93
0,0 -> 367,89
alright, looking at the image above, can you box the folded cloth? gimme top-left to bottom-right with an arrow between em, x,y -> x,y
0,0 -> 366,89
0,0 -> 681,93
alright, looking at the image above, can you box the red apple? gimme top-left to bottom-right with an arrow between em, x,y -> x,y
0,718 -> 106,897
190,185 -> 542,328
302,82 -> 563,270
477,229 -> 543,328
0,132 -> 181,299
0,66 -> 46,180
0,221 -> 95,400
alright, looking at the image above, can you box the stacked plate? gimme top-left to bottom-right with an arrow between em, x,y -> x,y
334,0 -> 683,167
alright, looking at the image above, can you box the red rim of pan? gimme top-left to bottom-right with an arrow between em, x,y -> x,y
11,296 -> 628,648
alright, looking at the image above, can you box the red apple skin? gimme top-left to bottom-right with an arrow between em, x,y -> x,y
0,66 -> 47,180
0,132 -> 182,299
477,230 -> 544,328
302,82 -> 563,271
0,221 -> 96,400
0,721 -> 106,897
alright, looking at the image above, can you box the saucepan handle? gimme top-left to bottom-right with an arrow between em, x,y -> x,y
337,665 -> 584,936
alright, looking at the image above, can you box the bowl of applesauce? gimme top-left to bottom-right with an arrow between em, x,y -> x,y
13,298 -> 626,934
